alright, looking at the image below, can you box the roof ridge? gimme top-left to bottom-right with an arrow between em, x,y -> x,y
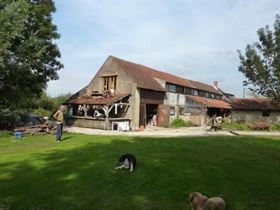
110,55 -> 165,91
234,98 -> 271,101
111,55 -> 190,82
110,55 -> 221,94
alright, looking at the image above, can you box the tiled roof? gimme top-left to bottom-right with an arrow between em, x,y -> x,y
231,98 -> 280,110
66,92 -> 130,105
112,56 -> 166,92
187,95 -> 231,109
111,56 -> 221,94
188,80 -> 221,95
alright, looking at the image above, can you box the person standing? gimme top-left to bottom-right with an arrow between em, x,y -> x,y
53,105 -> 65,142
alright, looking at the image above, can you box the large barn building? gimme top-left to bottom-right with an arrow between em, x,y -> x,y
65,56 -> 232,130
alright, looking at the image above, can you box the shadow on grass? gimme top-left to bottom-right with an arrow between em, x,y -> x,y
0,135 -> 279,210
61,136 -> 72,141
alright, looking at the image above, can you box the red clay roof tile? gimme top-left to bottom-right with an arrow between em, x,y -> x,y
66,92 -> 130,105
187,95 -> 231,109
111,56 -> 221,94
232,98 -> 280,110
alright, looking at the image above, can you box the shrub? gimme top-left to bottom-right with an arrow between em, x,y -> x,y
185,120 -> 193,127
170,117 -> 186,128
34,108 -> 50,118
0,130 -> 11,138
271,123 -> 280,131
0,109 -> 23,130
222,122 -> 250,131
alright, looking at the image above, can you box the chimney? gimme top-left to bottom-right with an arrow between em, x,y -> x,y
213,81 -> 219,88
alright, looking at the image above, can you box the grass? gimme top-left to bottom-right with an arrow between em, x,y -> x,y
0,133 -> 280,210
222,122 -> 251,131
222,121 -> 280,131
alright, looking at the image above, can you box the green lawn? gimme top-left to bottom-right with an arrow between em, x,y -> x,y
0,132 -> 279,210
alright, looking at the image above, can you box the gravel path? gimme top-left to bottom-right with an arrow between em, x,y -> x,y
64,126 -> 280,137
65,126 -> 229,137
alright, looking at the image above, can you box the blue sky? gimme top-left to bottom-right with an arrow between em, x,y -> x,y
47,0 -> 280,97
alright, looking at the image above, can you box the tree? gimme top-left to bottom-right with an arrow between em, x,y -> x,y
246,90 -> 263,99
0,0 -> 63,110
238,15 -> 280,102
38,91 -> 55,111
52,93 -> 72,109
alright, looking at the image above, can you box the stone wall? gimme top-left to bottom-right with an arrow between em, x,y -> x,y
231,110 -> 280,123
84,56 -> 140,129
67,117 -> 105,129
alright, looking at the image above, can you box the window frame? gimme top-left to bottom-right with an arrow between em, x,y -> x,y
169,106 -> 175,115
103,76 -> 117,92
166,83 -> 176,92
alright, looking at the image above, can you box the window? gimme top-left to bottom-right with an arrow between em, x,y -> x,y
103,76 -> 117,92
170,106 -> 175,115
192,90 -> 198,96
198,91 -> 206,97
179,107 -> 184,115
262,111 -> 270,117
166,84 -> 176,92
213,94 -> 222,100
184,88 -> 192,95
176,86 -> 184,93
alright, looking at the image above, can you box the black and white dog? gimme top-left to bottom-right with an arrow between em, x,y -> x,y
115,154 -> 136,172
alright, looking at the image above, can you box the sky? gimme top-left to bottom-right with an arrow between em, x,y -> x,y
47,0 -> 280,97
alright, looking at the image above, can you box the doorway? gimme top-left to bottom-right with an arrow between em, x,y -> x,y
146,104 -> 158,126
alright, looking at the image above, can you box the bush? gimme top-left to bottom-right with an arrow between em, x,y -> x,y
271,123 -> 280,131
170,117 -> 192,128
222,122 -> 250,131
185,120 -> 193,127
34,108 -> 51,118
0,130 -> 12,138
0,109 -> 23,130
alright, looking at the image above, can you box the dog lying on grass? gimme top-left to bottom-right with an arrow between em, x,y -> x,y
115,154 -> 136,172
189,192 -> 226,210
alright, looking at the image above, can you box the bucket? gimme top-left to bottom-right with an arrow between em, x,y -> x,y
15,131 -> 22,139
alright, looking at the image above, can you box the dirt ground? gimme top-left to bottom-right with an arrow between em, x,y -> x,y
65,126 -> 280,137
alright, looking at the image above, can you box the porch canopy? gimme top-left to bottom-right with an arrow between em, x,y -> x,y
186,95 -> 231,119
231,98 -> 280,111
65,92 -> 130,130
187,95 -> 231,109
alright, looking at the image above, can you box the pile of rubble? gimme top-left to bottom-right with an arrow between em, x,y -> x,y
14,120 -> 56,135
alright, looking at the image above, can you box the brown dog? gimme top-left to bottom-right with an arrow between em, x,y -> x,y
189,192 -> 226,210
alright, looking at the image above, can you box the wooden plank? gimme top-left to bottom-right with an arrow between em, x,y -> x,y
140,89 -> 164,104
139,103 -> 146,128
157,104 -> 170,127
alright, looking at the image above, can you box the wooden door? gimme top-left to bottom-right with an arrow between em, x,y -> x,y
157,104 -> 169,127
139,103 -> 146,128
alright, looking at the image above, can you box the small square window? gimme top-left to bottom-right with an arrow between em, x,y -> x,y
184,88 -> 192,95
176,86 -> 184,93
166,84 -> 176,92
179,107 -> 184,115
170,107 -> 175,115
193,90 -> 198,96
